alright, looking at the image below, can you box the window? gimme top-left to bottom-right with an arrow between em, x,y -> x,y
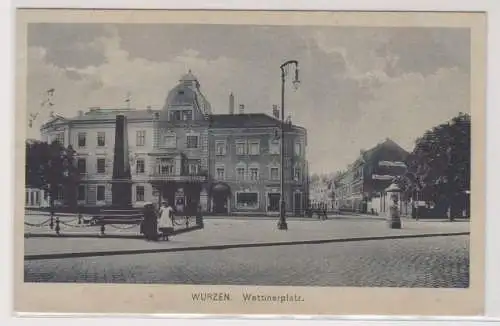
162,133 -> 176,148
236,192 -> 259,209
249,141 -> 260,155
78,132 -> 86,147
170,111 -> 181,121
158,158 -> 174,175
249,167 -> 259,181
97,132 -> 106,147
183,110 -> 193,121
236,167 -> 245,181
136,185 -> 145,202
216,167 -> 225,180
77,158 -> 86,174
294,167 -> 302,181
215,141 -> 226,156
54,133 -> 64,145
236,141 -> 246,155
136,159 -> 145,174
97,158 -> 106,174
270,167 -> 280,180
269,140 -> 280,155
295,141 -> 302,156
34,191 -> 40,205
25,191 -> 28,205
77,185 -> 86,201
188,163 -> 199,175
96,185 -> 105,201
187,135 -> 198,149
136,130 -> 146,147
55,186 -> 64,201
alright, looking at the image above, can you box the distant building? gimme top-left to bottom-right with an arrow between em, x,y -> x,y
37,71 -> 309,215
309,178 -> 334,209
333,139 -> 409,214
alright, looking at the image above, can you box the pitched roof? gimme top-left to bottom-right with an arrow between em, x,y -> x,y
209,113 -> 304,130
71,109 -> 160,122
361,138 -> 409,162
41,110 -> 305,131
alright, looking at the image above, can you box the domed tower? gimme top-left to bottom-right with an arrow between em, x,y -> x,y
160,70 -> 212,121
151,70 -> 211,214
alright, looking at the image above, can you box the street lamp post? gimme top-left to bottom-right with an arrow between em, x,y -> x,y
277,60 -> 300,231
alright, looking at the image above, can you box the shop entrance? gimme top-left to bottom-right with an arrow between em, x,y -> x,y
267,193 -> 280,212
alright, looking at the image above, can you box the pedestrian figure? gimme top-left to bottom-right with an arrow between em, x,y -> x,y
175,197 -> 185,215
142,202 -> 158,241
158,200 -> 175,241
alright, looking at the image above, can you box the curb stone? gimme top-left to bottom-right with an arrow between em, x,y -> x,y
24,231 -> 470,261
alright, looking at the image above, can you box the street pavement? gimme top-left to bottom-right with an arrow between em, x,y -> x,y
23,214 -> 470,256
24,234 -> 469,287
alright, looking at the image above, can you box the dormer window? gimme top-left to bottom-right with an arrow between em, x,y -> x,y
183,110 -> 193,121
178,90 -> 185,95
170,111 -> 181,121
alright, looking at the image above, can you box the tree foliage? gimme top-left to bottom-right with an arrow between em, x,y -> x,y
25,140 -> 79,207
395,112 -> 470,206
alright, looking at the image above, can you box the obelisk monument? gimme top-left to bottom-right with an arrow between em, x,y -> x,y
111,114 -> 132,207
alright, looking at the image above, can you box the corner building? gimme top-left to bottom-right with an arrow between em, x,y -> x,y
40,71 -> 309,216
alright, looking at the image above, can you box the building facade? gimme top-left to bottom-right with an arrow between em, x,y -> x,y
38,71 -> 309,215
333,139 -> 409,214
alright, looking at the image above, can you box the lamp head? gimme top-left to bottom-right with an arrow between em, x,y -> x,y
293,65 -> 300,90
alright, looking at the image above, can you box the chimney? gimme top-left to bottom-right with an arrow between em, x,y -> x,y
77,110 -> 84,117
272,105 -> 279,119
229,92 -> 235,115
239,104 -> 245,114
146,105 -> 152,113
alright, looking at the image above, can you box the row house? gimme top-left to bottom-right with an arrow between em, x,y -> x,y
333,138 -> 409,213
37,71 -> 309,215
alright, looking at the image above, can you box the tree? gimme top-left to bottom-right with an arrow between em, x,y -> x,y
25,140 -> 79,210
397,113 -> 471,218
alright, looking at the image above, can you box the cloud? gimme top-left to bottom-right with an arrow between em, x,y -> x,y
27,23 -> 110,68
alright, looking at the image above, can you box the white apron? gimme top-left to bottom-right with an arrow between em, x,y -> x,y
158,206 -> 174,229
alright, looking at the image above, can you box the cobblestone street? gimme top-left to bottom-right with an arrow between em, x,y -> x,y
24,215 -> 470,256
24,234 -> 469,288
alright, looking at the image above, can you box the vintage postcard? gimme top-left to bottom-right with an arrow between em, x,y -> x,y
14,9 -> 486,316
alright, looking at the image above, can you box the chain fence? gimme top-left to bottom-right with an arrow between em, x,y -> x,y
24,209 -> 202,237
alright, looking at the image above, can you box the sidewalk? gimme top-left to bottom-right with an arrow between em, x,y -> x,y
23,217 -> 470,259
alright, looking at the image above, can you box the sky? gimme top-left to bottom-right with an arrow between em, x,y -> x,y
26,23 -> 471,174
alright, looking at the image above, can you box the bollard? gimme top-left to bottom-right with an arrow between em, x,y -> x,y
100,224 -> 105,236
196,215 -> 204,228
55,217 -> 61,235
49,212 -> 54,230
185,216 -> 189,228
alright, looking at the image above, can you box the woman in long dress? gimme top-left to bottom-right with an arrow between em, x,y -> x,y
142,202 -> 158,241
158,201 -> 174,240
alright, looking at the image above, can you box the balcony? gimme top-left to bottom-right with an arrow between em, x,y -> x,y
149,172 -> 207,182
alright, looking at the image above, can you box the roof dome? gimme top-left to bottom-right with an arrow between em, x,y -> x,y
166,84 -> 197,106
160,70 -> 212,116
